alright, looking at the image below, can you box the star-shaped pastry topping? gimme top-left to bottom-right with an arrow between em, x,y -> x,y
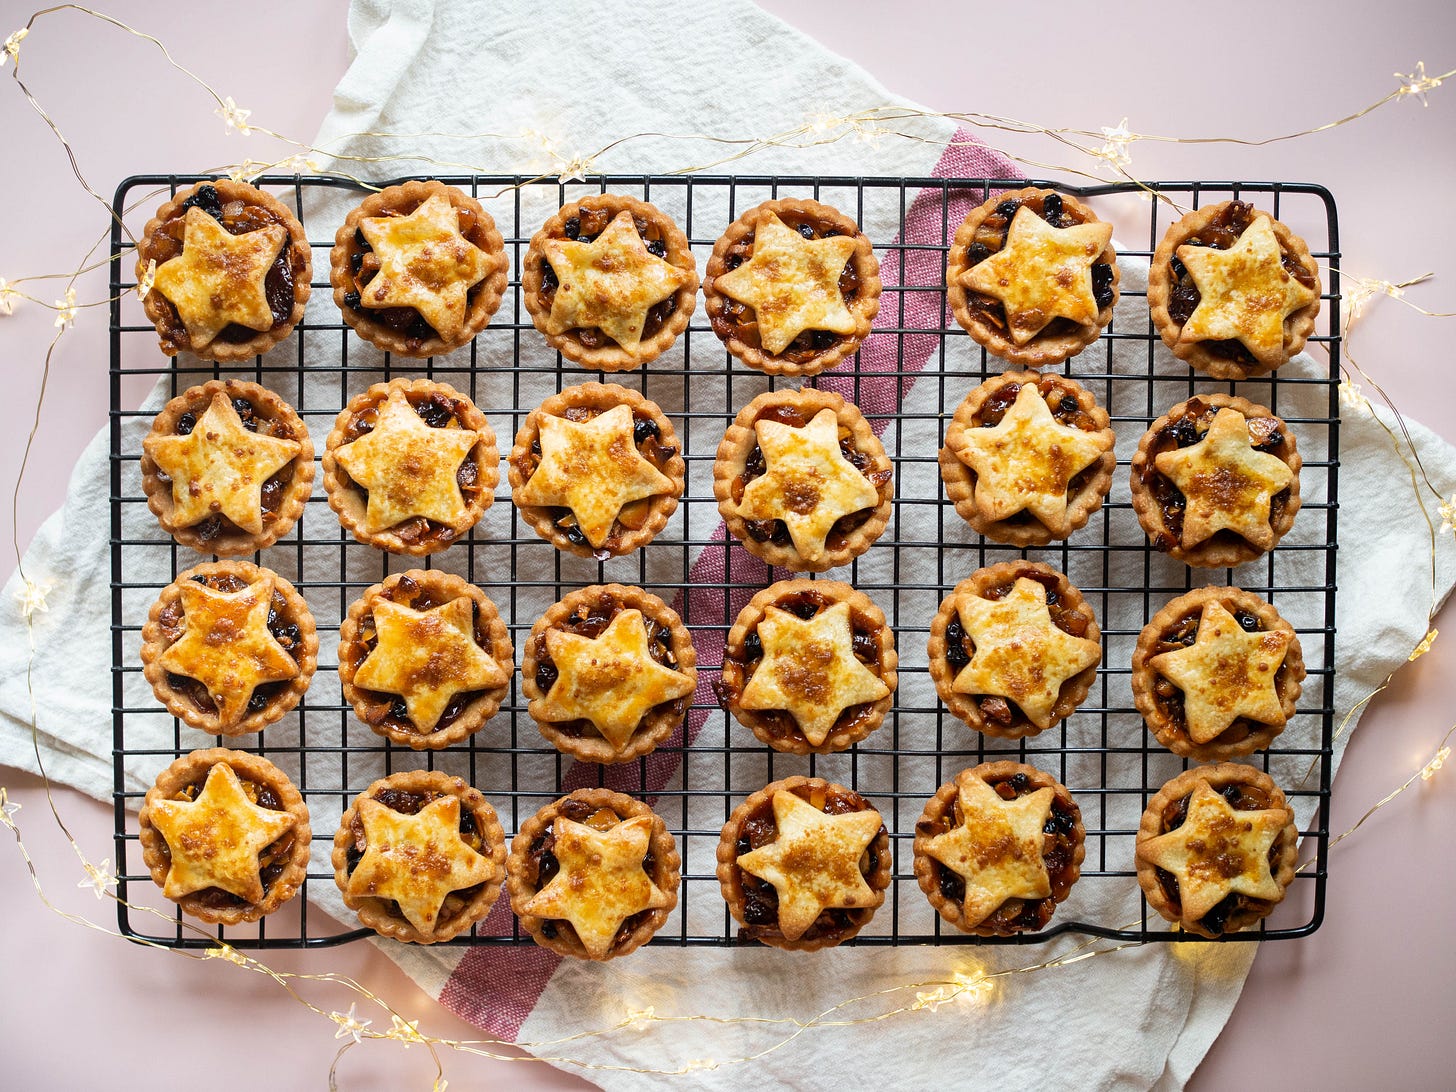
540,211 -> 690,348
1175,215 -> 1318,366
950,383 -> 1112,529
532,609 -> 695,752
922,773 -> 1055,927
1149,601 -> 1292,744
517,404 -> 674,549
739,601 -> 890,746
357,193 -> 495,341
353,596 -> 508,732
158,572 -> 300,726
332,388 -> 483,534
347,795 -> 499,935
147,763 -> 297,903
960,205 -> 1113,345
713,213 -> 860,355
950,577 -> 1101,730
734,408 -> 880,565
1154,408 -> 1295,550
736,790 -> 884,941
145,392 -> 302,534
152,207 -> 287,350
519,815 -> 671,959
1137,781 -> 1289,922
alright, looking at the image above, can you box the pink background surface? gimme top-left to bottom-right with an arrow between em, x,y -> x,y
2,1 -> 1454,1088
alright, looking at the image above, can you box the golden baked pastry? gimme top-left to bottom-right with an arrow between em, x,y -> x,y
704,198 -> 881,376
141,379 -> 314,556
1136,763 -> 1299,937
939,370 -> 1115,545
333,770 -> 507,944
138,747 -> 310,925
927,561 -> 1100,738
521,194 -> 697,370
713,387 -> 893,572
1148,200 -> 1321,379
913,762 -> 1084,937
136,180 -> 311,361
1130,394 -> 1302,567
140,561 -> 318,735
717,776 -> 890,951
338,569 -> 514,750
331,180 -> 509,357
323,378 -> 499,555
522,584 -> 696,764
946,188 -> 1118,367
508,382 -> 684,558
719,579 -> 896,754
507,788 -> 680,960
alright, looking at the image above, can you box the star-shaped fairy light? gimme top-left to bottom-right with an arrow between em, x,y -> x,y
134,259 -> 156,302
331,1003 -> 373,1044
14,576 -> 55,621
157,572 -> 300,726
332,388 -> 482,534
1174,215 -> 1318,367
2,27 -> 27,67
77,855 -> 119,900
519,815 -> 671,959
53,286 -> 77,331
960,206 -> 1112,344
143,391 -> 301,535
146,763 -> 296,903
1153,408 -> 1295,550
151,207 -> 286,350
1097,117 -> 1134,170
516,403 -> 675,549
1438,493 -> 1456,536
1136,781 -> 1289,922
532,609 -> 694,752
385,1014 -> 427,1047
215,95 -> 253,135
733,407 -> 880,565
352,596 -> 508,732
735,790 -> 884,941
948,383 -> 1112,530
1149,601 -> 1293,743
0,277 -> 18,316
347,795 -> 498,935
712,212 -> 860,355
357,192 -> 494,340
0,787 -> 21,832
539,211 -> 690,348
738,601 -> 890,746
1396,61 -> 1444,106
950,577 -> 1101,731
921,773 -> 1056,928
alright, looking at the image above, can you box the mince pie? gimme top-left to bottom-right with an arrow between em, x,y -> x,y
141,379 -> 314,556
719,579 -> 896,754
522,584 -> 696,764
338,570 -> 514,750
1132,587 -> 1304,761
140,561 -> 318,735
331,180 -> 508,357
323,377 -> 499,555
703,198 -> 881,376
714,387 -> 893,571
1136,763 -> 1299,938
1148,201 -> 1321,380
507,788 -> 679,960
928,561 -> 1100,738
522,194 -> 697,371
136,180 -> 311,361
1130,394 -> 1301,568
939,370 -> 1115,545
913,762 -> 1084,937
139,748 -> 311,925
508,382 -> 684,558
332,770 -> 507,944
946,187 -> 1118,367
717,776 -> 890,951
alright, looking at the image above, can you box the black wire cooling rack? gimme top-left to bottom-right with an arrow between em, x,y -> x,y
108,174 -> 1339,950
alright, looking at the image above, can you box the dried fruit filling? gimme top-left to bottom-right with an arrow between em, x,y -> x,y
1149,606 -> 1281,739
524,802 -> 658,947
163,770 -> 292,909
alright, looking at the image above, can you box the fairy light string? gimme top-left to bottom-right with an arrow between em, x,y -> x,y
2,4 -> 1454,1084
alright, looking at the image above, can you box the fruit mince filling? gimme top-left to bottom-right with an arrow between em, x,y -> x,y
961,191 -> 1116,337
163,770 -> 293,909
711,211 -> 862,363
1150,605 -> 1286,742
345,789 -> 487,924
